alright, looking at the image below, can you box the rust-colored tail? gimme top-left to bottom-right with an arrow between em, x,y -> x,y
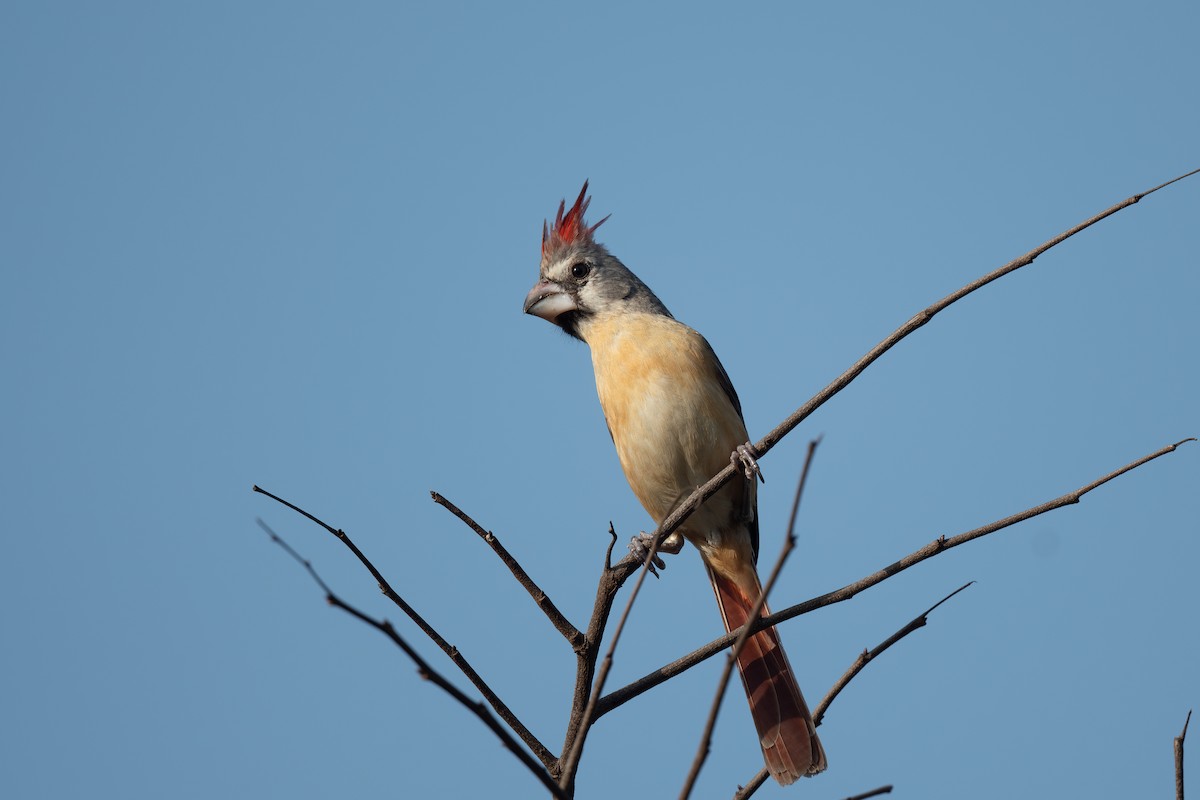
709,568 -> 827,784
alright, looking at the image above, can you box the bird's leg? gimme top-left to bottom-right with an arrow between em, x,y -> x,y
733,442 -> 765,484
627,530 -> 684,576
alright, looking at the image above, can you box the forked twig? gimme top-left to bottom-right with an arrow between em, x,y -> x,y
254,519 -> 567,800
252,485 -> 555,768
680,439 -> 820,799
813,581 -> 974,727
554,526 -> 649,790
557,523 -> 666,788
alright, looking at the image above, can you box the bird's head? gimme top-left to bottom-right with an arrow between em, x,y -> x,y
523,181 -> 670,341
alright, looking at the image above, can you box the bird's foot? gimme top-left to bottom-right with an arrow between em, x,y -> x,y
627,531 -> 684,576
733,442 -> 765,484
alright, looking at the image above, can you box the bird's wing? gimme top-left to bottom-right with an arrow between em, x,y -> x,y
699,335 -> 759,563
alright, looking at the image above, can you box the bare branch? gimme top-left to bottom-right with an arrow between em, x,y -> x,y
735,775 -> 894,800
636,170 -> 1199,579
842,787 -> 895,800
558,527 -> 666,789
680,439 -> 820,799
430,491 -> 584,648
552,528 -> 650,794
757,437 -> 1196,630
731,769 -> 769,800
1178,710 -> 1191,800
596,438 -> 1194,717
254,519 -> 568,800
813,582 -> 974,726
753,168 -> 1200,460
252,485 -> 556,769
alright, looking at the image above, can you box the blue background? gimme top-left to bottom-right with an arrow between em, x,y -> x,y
3,2 -> 1196,798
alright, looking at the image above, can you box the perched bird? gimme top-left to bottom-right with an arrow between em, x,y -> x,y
523,183 -> 827,783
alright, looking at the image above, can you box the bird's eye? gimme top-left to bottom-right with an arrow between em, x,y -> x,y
570,262 -> 591,280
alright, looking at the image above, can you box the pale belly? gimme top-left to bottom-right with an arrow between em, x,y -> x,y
588,314 -> 752,565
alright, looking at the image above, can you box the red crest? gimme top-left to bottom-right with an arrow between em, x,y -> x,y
542,181 -> 610,258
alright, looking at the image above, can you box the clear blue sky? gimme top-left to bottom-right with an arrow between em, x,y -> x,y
2,3 -> 1196,799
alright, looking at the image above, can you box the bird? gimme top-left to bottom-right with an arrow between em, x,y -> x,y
523,182 -> 827,784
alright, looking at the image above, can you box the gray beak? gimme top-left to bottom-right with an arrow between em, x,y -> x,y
523,279 -> 577,321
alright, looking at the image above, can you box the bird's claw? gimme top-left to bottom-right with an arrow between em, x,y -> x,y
627,531 -> 668,577
733,442 -> 765,484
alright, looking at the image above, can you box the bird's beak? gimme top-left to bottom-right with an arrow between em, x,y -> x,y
523,279 -> 577,321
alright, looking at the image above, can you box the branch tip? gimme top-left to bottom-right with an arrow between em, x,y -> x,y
923,581 -> 975,617
845,787 -> 895,800
1139,166 -> 1200,199
433,491 -> 583,646
604,522 -> 618,570
813,581 -> 972,726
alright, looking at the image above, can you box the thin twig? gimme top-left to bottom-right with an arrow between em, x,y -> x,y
596,438 -> 1194,717
737,776 -> 894,800
680,439 -> 820,799
1178,710 -> 1191,800
842,787 -> 894,800
604,522 -> 619,569
557,528 -> 666,789
813,582 -> 973,726
554,528 -> 646,790
254,519 -> 568,800
731,769 -> 770,800
635,169 -> 1199,583
252,485 -> 556,769
431,491 -> 584,648
753,168 -> 1199,460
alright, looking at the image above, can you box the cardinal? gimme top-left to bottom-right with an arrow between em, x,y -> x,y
523,183 -> 826,783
